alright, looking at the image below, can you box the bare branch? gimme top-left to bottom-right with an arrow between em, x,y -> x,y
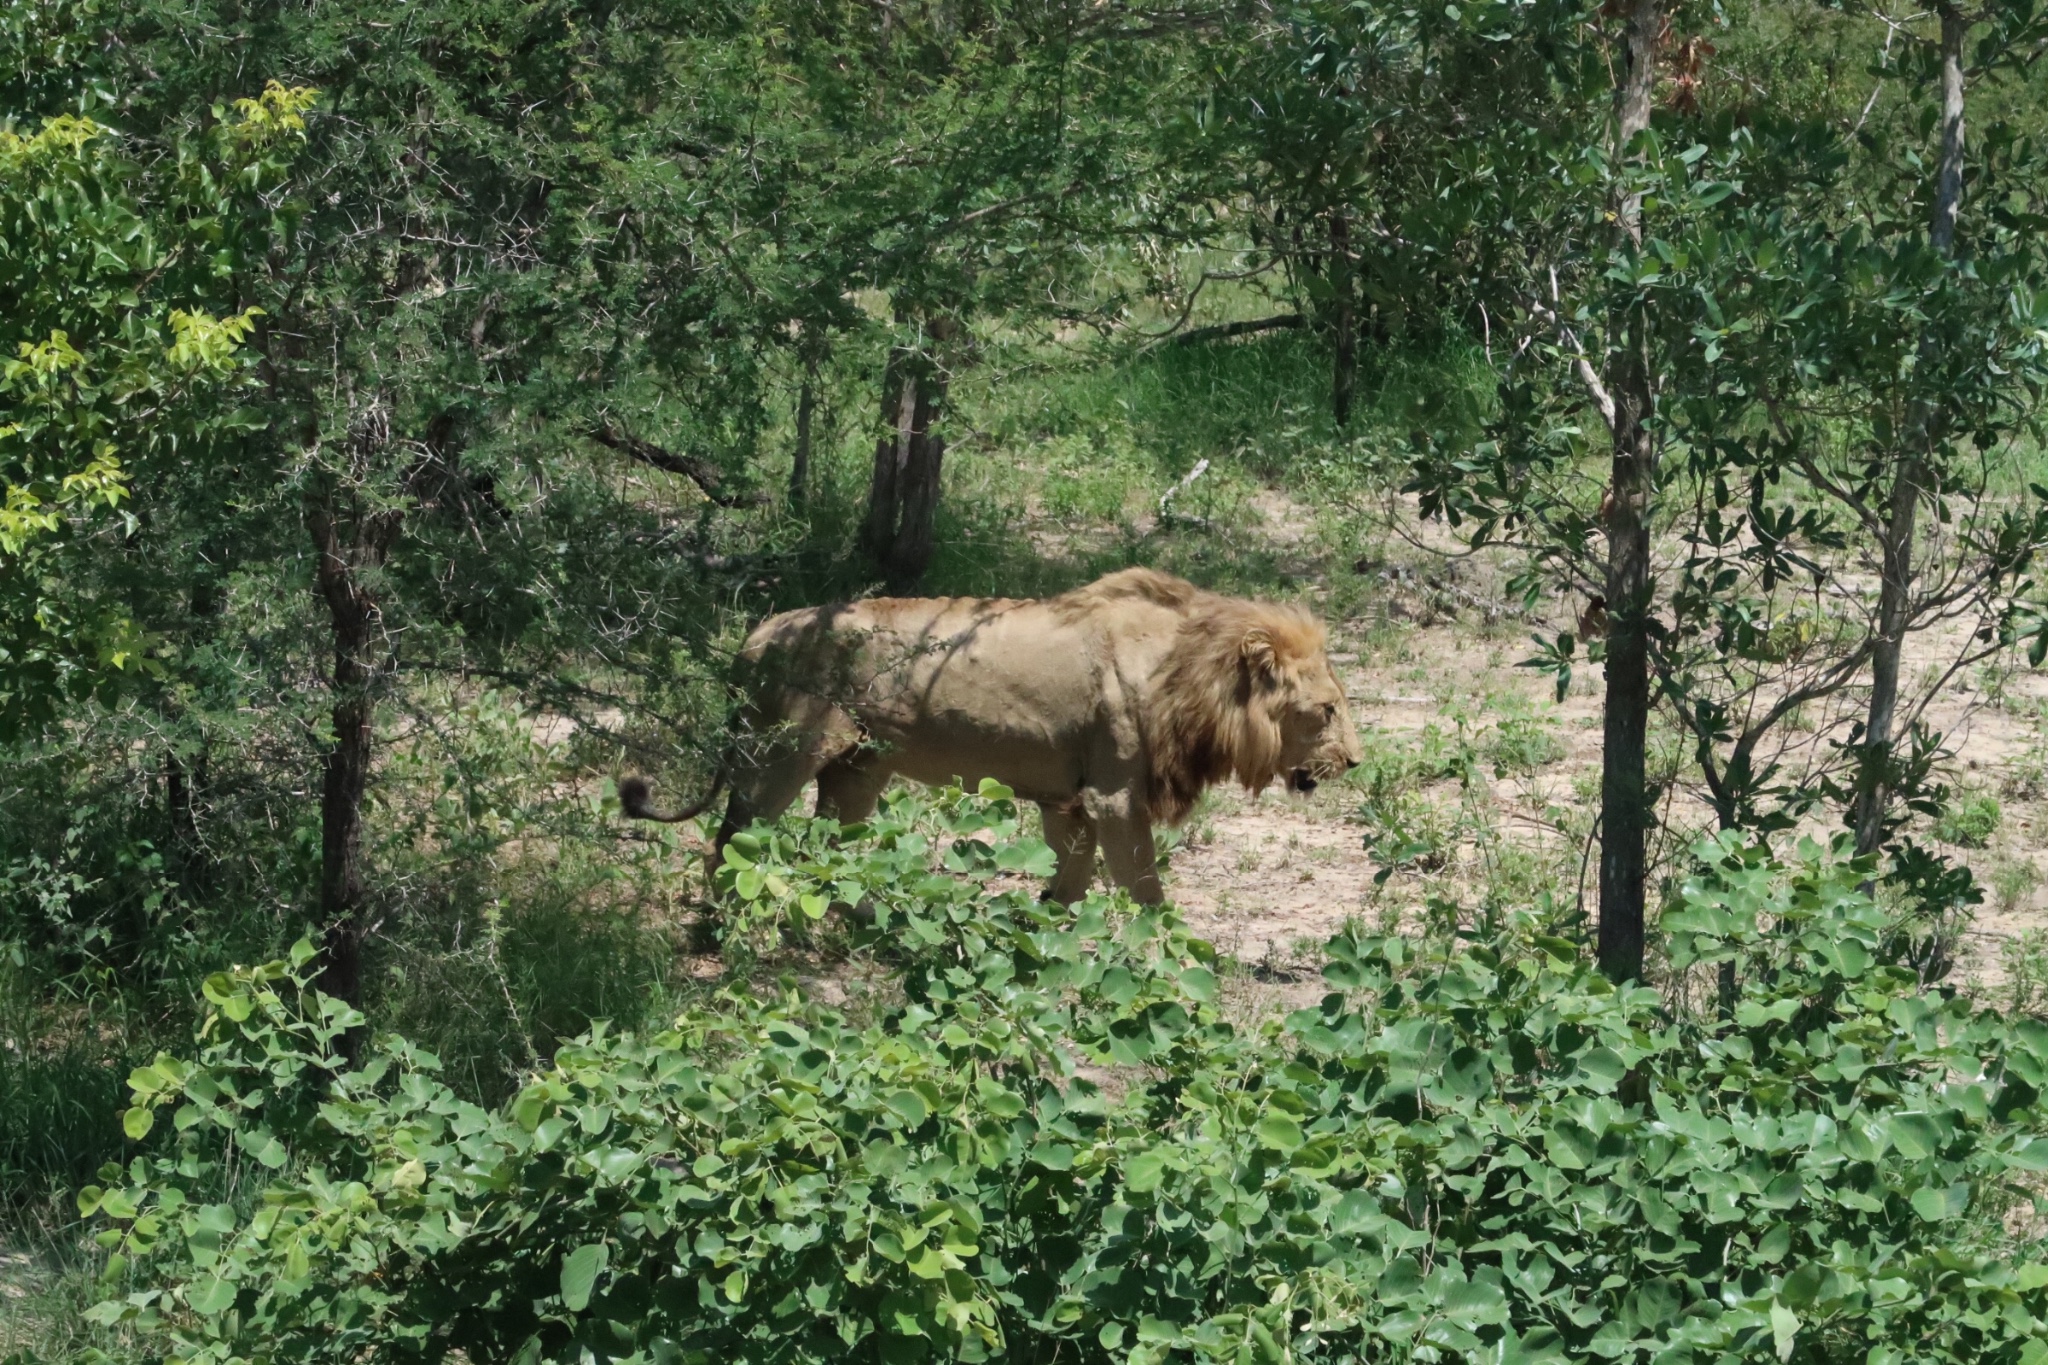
587,423 -> 765,508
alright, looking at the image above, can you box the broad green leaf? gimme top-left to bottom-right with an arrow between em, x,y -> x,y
1255,1116 -> 1304,1153
560,1242 -> 608,1313
1769,1301 -> 1798,1363
886,1090 -> 930,1128
1545,1120 -> 1598,1171
187,1276 -> 237,1316
1909,1182 -> 1967,1222
1124,1148 -> 1172,1193
1886,1112 -> 1942,1161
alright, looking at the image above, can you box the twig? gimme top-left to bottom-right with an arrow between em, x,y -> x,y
1158,459 -> 1210,521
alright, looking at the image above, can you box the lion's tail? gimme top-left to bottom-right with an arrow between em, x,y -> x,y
618,771 -> 727,825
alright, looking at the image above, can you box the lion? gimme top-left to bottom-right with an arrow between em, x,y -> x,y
621,567 -> 1361,904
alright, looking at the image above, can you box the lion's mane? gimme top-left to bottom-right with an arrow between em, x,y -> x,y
1141,593 -> 1328,825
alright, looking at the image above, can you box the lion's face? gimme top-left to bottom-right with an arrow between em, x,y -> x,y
1274,661 -> 1362,795
1243,629 -> 1362,796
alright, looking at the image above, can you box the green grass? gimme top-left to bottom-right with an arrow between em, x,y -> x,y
757,320 -> 1495,607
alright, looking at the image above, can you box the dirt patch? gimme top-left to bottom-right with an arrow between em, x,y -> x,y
1162,791 -> 1381,968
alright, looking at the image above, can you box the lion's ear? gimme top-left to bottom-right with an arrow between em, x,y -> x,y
1240,627 -> 1277,682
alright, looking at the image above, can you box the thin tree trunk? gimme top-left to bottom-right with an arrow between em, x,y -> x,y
307,498 -> 399,1007
860,346 -> 912,566
789,347 -> 818,510
861,323 -> 952,590
1331,209 -> 1356,428
1853,3 -> 1965,856
886,374 -> 945,586
1597,0 -> 1661,986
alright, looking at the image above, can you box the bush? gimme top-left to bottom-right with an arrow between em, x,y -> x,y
1484,713 -> 1564,777
76,798 -> 2048,1365
1935,792 -> 2002,848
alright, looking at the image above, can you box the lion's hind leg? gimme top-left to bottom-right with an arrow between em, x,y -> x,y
815,752 -> 890,823
718,700 -> 863,849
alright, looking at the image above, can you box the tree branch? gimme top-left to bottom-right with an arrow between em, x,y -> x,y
587,423 -> 764,507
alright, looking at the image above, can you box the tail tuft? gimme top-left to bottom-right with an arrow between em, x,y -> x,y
618,771 -> 724,824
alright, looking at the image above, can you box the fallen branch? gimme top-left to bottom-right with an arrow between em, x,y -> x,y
1172,314 -> 1305,348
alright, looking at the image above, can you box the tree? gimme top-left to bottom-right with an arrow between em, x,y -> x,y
1593,0 -> 1665,984
1847,0 -> 2048,855
1144,0 -> 1601,426
70,0 -> 799,1001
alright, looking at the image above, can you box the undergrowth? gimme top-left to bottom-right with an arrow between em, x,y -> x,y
49,790 -> 2048,1365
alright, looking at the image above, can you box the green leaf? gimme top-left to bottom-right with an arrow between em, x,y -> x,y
973,1077 -> 1024,1119
1909,1182 -> 1967,1222
1124,1148 -> 1172,1193
122,1106 -> 154,1140
886,1090 -> 930,1128
1886,1112 -> 1942,1161
1545,1120 -> 1598,1171
1769,1301 -> 1798,1362
560,1242 -> 608,1313
1255,1116 -> 1304,1152
187,1276 -> 237,1316
1570,1046 -> 1626,1091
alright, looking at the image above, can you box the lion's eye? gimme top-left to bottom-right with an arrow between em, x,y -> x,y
1319,702 -> 1337,722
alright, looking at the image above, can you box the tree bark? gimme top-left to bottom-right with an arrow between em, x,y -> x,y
1853,2 -> 1965,856
307,496 -> 400,1007
1331,209 -> 1356,428
861,326 -> 951,590
1597,0 -> 1661,986
789,346 -> 818,510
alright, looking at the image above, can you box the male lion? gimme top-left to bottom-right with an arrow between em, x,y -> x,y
621,567 -> 1361,903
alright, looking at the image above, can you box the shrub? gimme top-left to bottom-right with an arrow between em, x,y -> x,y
77,798 -> 2048,1365
1483,713 -> 1564,777
1935,792 -> 2002,848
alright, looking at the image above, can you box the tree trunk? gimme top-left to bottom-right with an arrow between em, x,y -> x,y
789,347 -> 818,511
861,328 -> 951,590
307,498 -> 399,1007
860,347 -> 910,564
1597,0 -> 1661,986
1331,209 -> 1356,428
1853,3 -> 1965,856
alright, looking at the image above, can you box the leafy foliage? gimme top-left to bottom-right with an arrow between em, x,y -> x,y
0,92 -> 303,737
77,796 -> 2048,1365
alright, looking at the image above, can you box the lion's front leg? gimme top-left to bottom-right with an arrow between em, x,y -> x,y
1038,803 -> 1098,905
1088,790 -> 1164,905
